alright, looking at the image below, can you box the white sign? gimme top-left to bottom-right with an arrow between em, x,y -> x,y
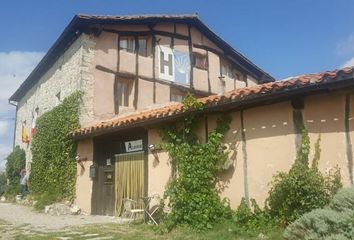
125,140 -> 143,152
158,46 -> 190,85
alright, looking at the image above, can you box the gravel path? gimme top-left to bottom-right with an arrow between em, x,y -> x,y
0,202 -> 118,231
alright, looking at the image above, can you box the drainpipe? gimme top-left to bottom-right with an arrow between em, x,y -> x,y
8,100 -> 18,148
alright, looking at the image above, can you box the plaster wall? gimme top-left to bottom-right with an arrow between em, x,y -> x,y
15,34 -> 96,166
243,102 -> 296,204
75,138 -> 94,214
137,79 -> 154,109
303,93 -> 351,186
147,129 -> 172,196
247,75 -> 258,87
208,51 -> 221,94
90,23 -> 256,120
142,92 -> 354,209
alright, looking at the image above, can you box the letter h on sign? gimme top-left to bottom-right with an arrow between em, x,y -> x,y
159,46 -> 174,82
160,51 -> 173,75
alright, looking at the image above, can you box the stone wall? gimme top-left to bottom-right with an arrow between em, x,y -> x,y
14,34 -> 96,168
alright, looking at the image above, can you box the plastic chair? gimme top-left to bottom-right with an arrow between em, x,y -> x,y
121,198 -> 144,225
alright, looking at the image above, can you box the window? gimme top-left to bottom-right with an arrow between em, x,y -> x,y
138,37 -> 148,57
221,60 -> 233,78
170,88 -> 186,103
120,37 -> 135,53
117,79 -> 132,107
193,53 -> 208,70
120,36 -> 150,57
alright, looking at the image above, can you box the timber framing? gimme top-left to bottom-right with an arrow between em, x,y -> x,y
95,65 -> 210,97
194,43 -> 256,81
9,14 -> 274,103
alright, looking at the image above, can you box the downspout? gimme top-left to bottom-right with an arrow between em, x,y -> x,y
240,110 -> 249,205
345,94 -> 353,185
9,100 -> 18,149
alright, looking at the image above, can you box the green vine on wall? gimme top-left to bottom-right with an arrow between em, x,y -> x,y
159,94 -> 232,231
31,91 -> 82,201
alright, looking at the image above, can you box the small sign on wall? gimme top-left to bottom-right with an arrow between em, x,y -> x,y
125,139 -> 143,152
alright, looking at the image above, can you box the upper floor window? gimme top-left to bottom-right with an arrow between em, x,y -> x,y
221,60 -> 234,78
120,36 -> 150,57
193,53 -> 208,70
138,37 -> 148,57
117,79 -> 132,107
170,88 -> 186,103
118,80 -> 131,107
120,37 -> 135,53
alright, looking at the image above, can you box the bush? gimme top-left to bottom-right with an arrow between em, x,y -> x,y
266,129 -> 342,224
33,189 -> 59,210
284,187 -> 354,240
4,146 -> 26,197
0,171 -> 6,195
284,208 -> 354,240
232,198 -> 277,236
329,186 -> 354,212
31,92 -> 81,201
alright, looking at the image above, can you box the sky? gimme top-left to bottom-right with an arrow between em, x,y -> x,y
1,0 -> 354,169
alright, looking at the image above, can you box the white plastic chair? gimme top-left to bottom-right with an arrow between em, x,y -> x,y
121,198 -> 144,225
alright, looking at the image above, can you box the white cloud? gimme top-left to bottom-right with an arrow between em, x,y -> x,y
341,56 -> 354,68
0,121 -> 8,137
337,34 -> 354,57
0,144 -> 11,171
0,51 -> 43,171
0,51 -> 44,113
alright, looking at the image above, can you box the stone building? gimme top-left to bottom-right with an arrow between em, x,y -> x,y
9,14 -> 354,215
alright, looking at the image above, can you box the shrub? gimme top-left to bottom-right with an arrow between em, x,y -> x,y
0,171 -> 6,195
329,186 -> 354,212
33,189 -> 59,210
284,208 -> 354,240
232,198 -> 277,236
31,92 -> 81,201
4,146 -> 26,197
266,129 -> 342,224
284,187 -> 354,240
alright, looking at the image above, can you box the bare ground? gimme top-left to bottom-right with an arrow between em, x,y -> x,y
0,202 -> 118,231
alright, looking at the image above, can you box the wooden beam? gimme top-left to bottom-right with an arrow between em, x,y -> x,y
134,36 -> 139,109
188,25 -> 194,89
193,43 -> 259,81
95,64 -> 210,97
102,28 -> 189,40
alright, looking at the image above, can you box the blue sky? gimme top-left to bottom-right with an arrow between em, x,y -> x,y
1,0 -> 354,169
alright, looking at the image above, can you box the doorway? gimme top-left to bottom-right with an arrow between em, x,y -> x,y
114,151 -> 145,216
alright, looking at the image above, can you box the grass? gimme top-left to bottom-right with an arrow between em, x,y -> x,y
11,220 -> 284,240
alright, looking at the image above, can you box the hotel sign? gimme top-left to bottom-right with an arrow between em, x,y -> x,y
158,46 -> 190,85
125,139 -> 143,152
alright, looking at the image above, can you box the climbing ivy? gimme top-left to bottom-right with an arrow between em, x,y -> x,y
31,92 -> 82,201
159,94 -> 232,231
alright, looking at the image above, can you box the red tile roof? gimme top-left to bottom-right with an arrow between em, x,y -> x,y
72,67 -> 354,138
